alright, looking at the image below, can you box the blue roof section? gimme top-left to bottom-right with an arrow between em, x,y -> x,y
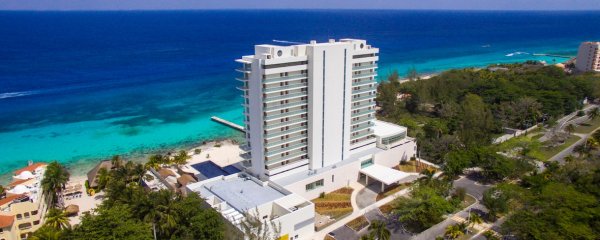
190,161 -> 241,180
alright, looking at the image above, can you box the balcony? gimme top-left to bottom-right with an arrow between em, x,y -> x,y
352,115 -> 375,125
351,122 -> 375,132
263,74 -> 308,84
264,118 -> 308,130
265,125 -> 307,139
264,100 -> 308,112
264,109 -> 307,121
352,72 -> 377,79
264,92 -> 307,102
352,86 -> 376,95
266,151 -> 308,165
351,109 -> 375,117
352,79 -> 376,87
265,142 -> 308,157
264,83 -> 307,94
351,102 -> 374,110
351,130 -> 374,140
235,67 -> 252,73
352,94 -> 376,102
265,134 -> 308,148
352,64 -> 378,71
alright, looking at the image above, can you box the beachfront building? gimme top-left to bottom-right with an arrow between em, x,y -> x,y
0,163 -> 48,240
236,38 -> 417,192
575,41 -> 600,73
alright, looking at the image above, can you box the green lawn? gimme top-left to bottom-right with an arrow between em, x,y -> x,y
538,135 -> 581,160
460,194 -> 477,209
574,117 -> 600,134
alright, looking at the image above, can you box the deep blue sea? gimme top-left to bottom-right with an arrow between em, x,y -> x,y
1,10 -> 600,178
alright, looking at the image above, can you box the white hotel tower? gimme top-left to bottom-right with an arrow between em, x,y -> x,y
237,39 -> 380,179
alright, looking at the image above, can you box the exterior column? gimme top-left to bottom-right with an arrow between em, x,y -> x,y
381,182 -> 384,192
365,175 -> 368,185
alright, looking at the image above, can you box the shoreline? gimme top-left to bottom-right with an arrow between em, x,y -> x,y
0,134 -> 245,185
0,58 -> 572,185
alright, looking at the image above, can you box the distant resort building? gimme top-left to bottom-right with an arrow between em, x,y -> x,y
187,39 -> 420,240
575,41 -> 600,73
0,162 -> 48,240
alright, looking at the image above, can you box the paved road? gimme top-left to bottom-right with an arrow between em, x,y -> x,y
453,174 -> 491,200
539,104 -> 597,142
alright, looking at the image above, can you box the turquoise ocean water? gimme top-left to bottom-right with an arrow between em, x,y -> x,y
1,10 -> 599,181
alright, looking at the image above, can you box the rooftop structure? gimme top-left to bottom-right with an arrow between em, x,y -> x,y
187,174 -> 315,239
575,41 -> 600,73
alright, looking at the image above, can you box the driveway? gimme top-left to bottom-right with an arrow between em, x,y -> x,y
356,183 -> 380,209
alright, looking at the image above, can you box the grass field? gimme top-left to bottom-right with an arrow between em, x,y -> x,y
574,117 -> 600,134
396,160 -> 437,173
312,187 -> 354,221
538,135 -> 581,160
460,194 -> 477,209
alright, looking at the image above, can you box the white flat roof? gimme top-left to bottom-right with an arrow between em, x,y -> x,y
189,176 -> 286,212
360,164 -> 419,185
373,120 -> 407,138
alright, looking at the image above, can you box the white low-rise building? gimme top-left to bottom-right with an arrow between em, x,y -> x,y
187,174 -> 314,240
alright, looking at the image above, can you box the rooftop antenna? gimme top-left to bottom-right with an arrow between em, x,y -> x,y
273,39 -> 306,45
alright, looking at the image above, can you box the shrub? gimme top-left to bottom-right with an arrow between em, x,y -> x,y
453,187 -> 466,201
194,149 -> 202,155
577,110 -> 585,117
319,192 -> 325,198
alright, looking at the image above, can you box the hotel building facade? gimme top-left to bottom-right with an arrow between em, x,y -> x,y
575,41 -> 600,73
237,39 -> 381,179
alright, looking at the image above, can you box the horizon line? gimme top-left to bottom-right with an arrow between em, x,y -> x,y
1,8 -> 600,12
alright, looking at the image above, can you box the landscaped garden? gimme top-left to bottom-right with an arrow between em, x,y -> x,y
395,159 -> 436,173
346,215 -> 370,232
574,117 -> 600,133
312,187 -> 354,230
376,183 -> 411,201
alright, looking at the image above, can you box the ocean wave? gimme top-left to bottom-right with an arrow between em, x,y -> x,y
0,91 -> 38,100
505,51 -> 530,57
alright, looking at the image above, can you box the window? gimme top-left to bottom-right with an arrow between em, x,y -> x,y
305,179 -> 324,191
16,214 -> 22,220
361,159 -> 374,169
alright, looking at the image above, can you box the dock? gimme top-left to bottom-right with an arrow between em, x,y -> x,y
211,116 -> 246,133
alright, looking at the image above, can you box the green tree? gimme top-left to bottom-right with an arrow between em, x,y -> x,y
41,161 -> 70,208
458,94 -> 496,146
444,224 -> 465,239
442,150 -> 473,179
96,167 -> 110,190
467,212 -> 483,232
393,185 -> 455,232
44,208 -> 71,230
482,189 -> 509,221
407,66 -> 419,81
172,150 -> 191,166
111,155 -> 124,169
30,226 -> 63,240
368,220 -> 390,240
69,205 -> 153,240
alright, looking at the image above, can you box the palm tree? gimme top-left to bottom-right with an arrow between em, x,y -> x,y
44,208 -> 70,230
111,155 -> 123,169
586,137 -> 599,151
420,168 -> 436,183
368,220 -> 391,240
0,185 -> 5,198
96,168 -> 110,190
143,190 -> 179,238
41,161 -> 70,208
172,150 -> 191,166
145,154 -> 167,170
467,212 -> 483,233
360,234 -> 375,240
444,224 -> 465,239
30,226 -> 62,240
588,107 -> 600,120
565,124 -> 575,135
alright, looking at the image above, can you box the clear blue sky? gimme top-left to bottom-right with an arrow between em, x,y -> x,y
1,0 -> 599,11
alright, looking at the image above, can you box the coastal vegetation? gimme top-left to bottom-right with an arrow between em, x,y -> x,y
34,160 -> 227,240
377,63 -> 600,238
41,161 -> 70,208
